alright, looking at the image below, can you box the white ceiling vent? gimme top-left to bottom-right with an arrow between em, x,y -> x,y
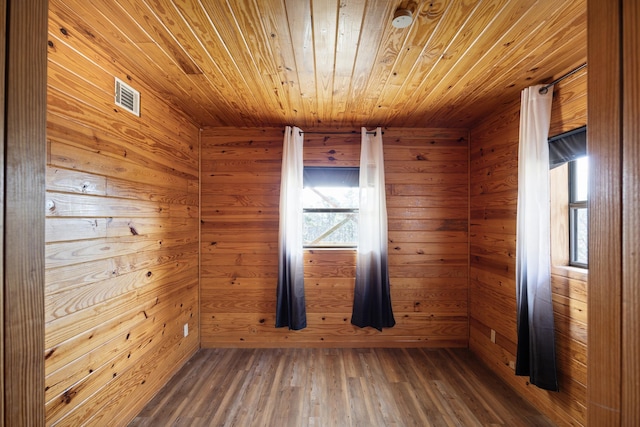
114,77 -> 140,116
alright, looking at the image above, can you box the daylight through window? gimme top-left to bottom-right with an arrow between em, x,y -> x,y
302,167 -> 359,248
569,156 -> 588,267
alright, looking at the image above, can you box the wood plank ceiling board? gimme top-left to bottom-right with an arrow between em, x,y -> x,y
66,0 -> 587,129
339,0 -> 394,127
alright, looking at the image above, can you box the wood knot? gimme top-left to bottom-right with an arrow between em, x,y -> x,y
62,389 -> 77,404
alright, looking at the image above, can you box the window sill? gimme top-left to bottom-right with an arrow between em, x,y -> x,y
304,247 -> 357,252
551,264 -> 588,281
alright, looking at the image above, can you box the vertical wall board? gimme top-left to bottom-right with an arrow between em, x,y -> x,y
3,0 -> 47,425
622,0 -> 640,423
586,0 -> 623,425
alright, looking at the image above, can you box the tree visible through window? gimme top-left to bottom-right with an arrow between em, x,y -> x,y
302,167 -> 359,248
569,156 -> 588,267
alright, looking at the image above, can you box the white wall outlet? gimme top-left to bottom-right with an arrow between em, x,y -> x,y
508,360 -> 516,370
490,329 -> 496,343
183,323 -> 189,337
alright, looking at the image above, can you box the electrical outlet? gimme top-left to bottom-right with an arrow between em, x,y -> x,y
490,329 -> 496,343
183,323 -> 189,337
508,360 -> 516,370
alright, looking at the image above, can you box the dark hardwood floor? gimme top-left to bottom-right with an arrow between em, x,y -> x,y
129,348 -> 555,427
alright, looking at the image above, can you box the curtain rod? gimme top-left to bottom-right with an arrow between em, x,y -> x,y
539,63 -> 587,94
298,130 -> 381,136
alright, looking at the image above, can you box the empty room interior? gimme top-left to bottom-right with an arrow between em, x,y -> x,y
3,0 -> 639,426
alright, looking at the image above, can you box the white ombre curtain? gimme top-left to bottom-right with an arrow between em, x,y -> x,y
351,127 -> 395,331
515,85 -> 558,391
275,126 -> 306,330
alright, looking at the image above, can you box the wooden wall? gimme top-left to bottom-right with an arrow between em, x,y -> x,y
45,2 -> 200,425
468,70 -> 588,426
200,127 -> 469,347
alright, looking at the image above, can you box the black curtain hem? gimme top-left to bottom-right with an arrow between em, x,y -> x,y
350,318 -> 396,332
515,372 -> 559,392
275,321 -> 307,331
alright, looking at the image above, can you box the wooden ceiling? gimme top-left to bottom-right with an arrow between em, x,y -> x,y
50,0 -> 586,129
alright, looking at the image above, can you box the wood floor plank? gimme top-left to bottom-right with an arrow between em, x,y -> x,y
130,348 -> 555,427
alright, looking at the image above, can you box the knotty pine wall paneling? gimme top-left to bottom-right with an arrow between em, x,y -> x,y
469,71 -> 587,426
45,2 -> 200,425
200,127 -> 469,347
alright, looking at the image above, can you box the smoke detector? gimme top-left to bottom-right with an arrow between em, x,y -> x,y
392,8 -> 413,28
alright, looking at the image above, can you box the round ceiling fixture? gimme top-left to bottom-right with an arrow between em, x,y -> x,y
392,8 -> 413,29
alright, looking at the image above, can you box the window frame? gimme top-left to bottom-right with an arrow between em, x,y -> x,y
549,154 -> 588,277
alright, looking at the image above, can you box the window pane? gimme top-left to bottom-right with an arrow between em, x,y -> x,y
304,167 -> 359,187
303,212 -> 358,247
573,156 -> 588,201
302,187 -> 358,209
571,207 -> 588,266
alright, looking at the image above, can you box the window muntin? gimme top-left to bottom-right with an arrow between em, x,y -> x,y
569,156 -> 588,268
303,167 -> 359,248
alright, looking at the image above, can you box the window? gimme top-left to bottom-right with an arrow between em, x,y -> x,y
549,126 -> 588,270
302,167 -> 359,248
569,157 -> 588,267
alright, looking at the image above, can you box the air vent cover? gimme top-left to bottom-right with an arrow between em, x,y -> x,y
114,77 -> 140,116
